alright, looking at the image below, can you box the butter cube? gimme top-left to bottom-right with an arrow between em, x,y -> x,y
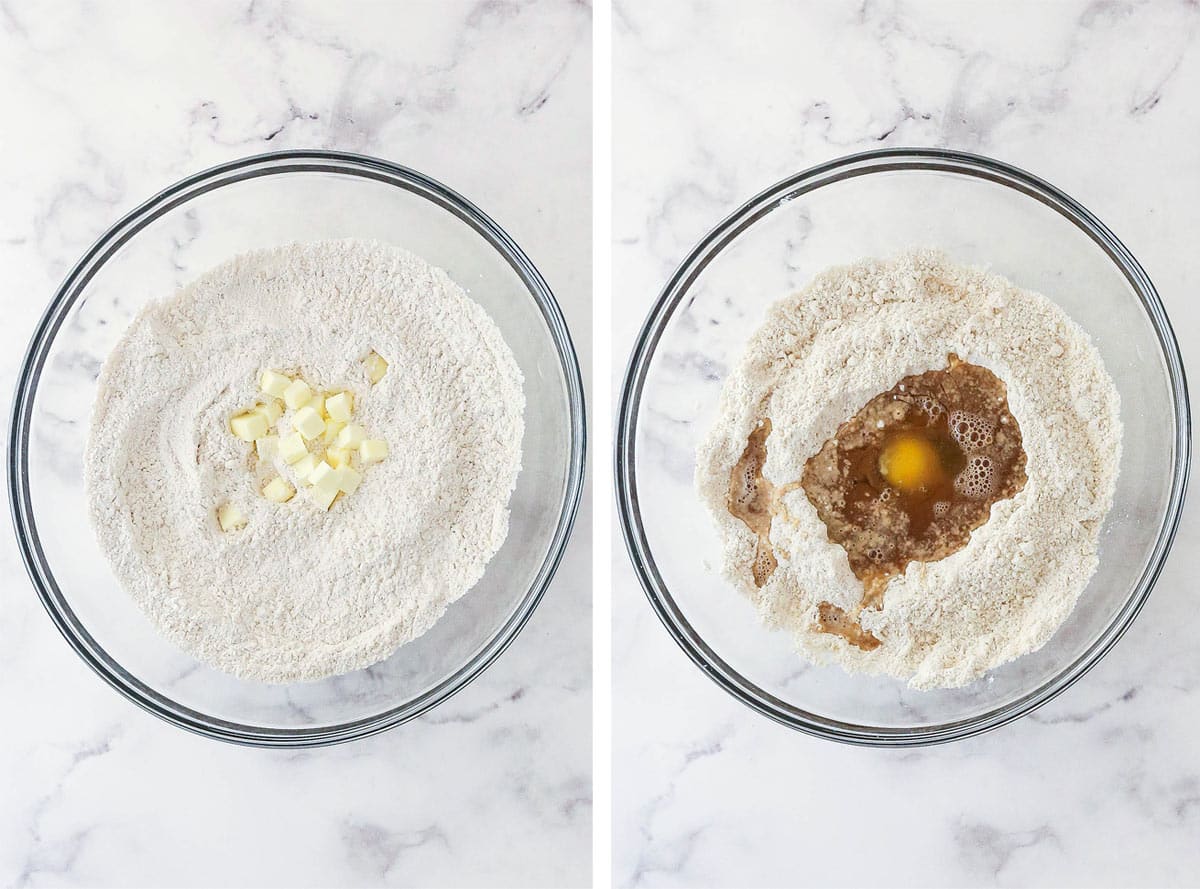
360,439 -> 389,464
326,391 -> 353,422
334,423 -> 366,449
309,393 -> 327,419
260,370 -> 291,398
326,446 -> 352,469
323,419 -> 346,445
292,453 -> 320,481
262,476 -> 295,503
308,484 -> 338,510
309,459 -> 340,492
230,411 -> 269,442
278,432 -> 308,465
254,399 -> 283,425
216,503 -> 247,532
338,467 -> 363,494
293,405 -> 325,440
364,351 -> 388,385
283,379 -> 312,410
255,435 -> 278,461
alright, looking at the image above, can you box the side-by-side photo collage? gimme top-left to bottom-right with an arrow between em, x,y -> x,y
2,2 -> 1195,888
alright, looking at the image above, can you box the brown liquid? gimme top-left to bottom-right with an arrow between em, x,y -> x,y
817,602 -> 882,652
725,356 -> 1027,651
728,419 -> 778,587
804,354 -> 1026,646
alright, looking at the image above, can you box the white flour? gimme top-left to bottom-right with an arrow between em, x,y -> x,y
86,240 -> 524,683
696,251 -> 1121,689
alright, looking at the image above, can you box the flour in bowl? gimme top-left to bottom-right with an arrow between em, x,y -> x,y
86,240 -> 524,682
696,250 -> 1121,689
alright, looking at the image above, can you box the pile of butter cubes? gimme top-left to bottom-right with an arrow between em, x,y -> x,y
220,352 -> 390,527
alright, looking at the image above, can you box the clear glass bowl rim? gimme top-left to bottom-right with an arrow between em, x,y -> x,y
615,147 -> 1191,747
8,149 -> 588,747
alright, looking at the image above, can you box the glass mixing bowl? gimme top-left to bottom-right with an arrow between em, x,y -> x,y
616,148 -> 1189,746
10,150 -> 586,746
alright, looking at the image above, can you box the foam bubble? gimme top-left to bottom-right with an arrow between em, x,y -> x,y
754,547 -> 775,576
916,395 -> 945,421
734,457 -> 764,507
949,410 -> 995,452
933,501 -> 950,518
954,454 -> 996,499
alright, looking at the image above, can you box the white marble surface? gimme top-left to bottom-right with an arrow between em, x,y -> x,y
614,1 -> 1199,886
0,2 -> 591,887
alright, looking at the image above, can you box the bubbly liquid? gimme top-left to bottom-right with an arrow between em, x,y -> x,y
725,356 -> 1027,652
728,419 -> 778,587
802,355 -> 1027,648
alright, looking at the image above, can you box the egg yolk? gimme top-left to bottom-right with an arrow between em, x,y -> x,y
878,432 -> 943,493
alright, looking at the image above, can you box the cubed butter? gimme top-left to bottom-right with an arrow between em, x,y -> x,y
255,435 -> 278,461
262,476 -> 295,503
283,378 -> 312,410
230,411 -> 269,442
322,418 -> 346,445
309,460 -> 341,496
308,393 -> 327,418
278,432 -> 308,464
309,484 -> 338,510
338,466 -> 363,494
261,369 -> 291,398
326,391 -> 353,422
293,405 -> 325,440
334,423 -> 366,449
216,503 -> 247,532
326,446 -> 352,469
360,439 -> 389,464
364,351 -> 388,385
292,453 -> 320,481
254,399 -> 283,425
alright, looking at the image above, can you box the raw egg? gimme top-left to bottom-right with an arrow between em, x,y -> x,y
878,432 -> 943,493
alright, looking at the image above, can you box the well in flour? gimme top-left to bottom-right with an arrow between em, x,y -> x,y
85,239 -> 524,683
696,250 -> 1121,690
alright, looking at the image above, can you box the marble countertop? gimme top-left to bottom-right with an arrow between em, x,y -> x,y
0,2 -> 591,887
613,1 -> 1199,887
